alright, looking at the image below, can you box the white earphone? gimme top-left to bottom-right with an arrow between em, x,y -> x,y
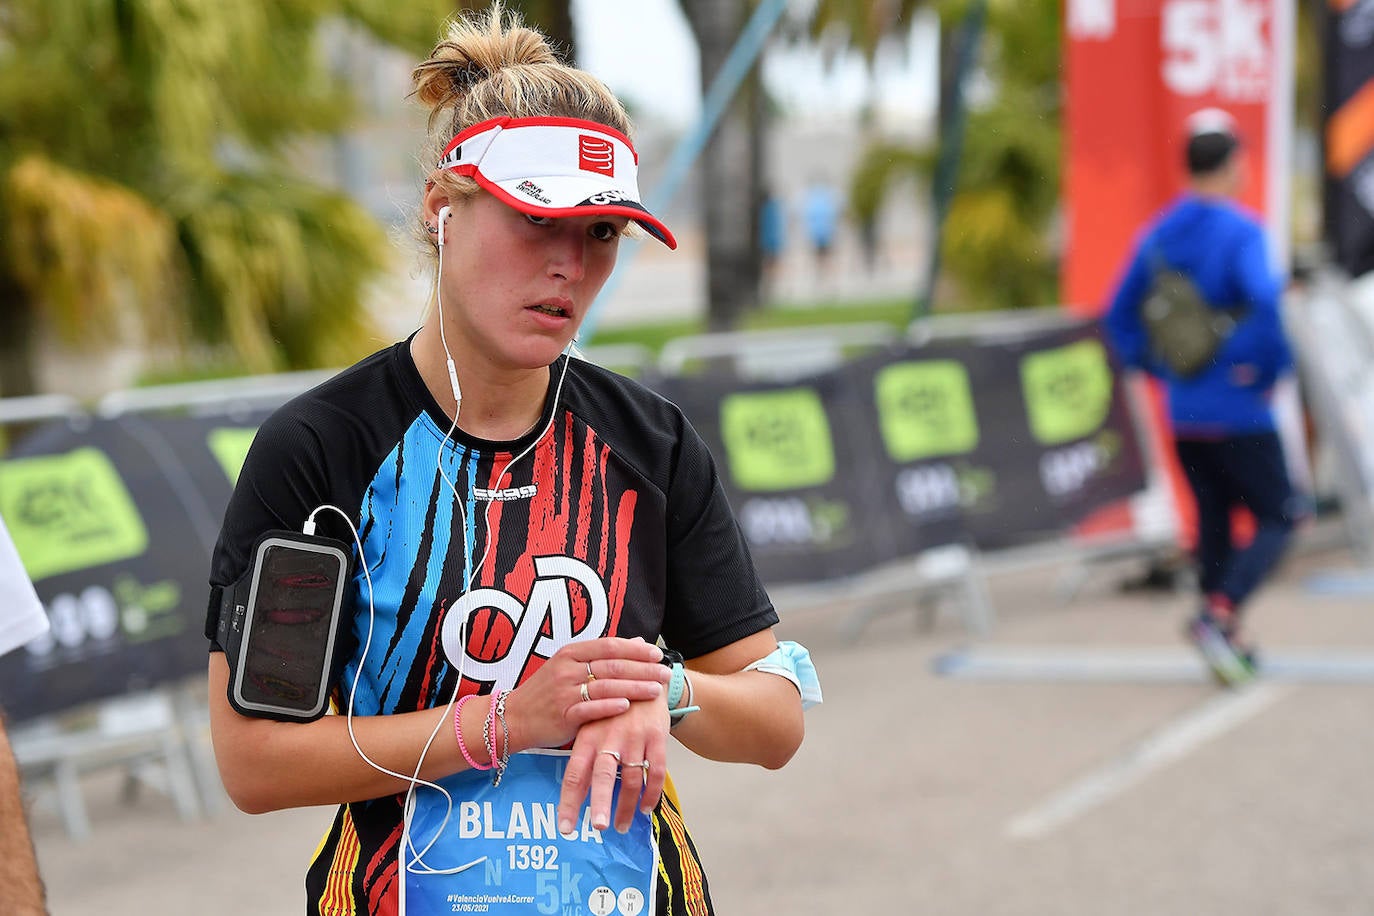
446,361 -> 462,409
433,205 -> 461,407
436,205 -> 451,248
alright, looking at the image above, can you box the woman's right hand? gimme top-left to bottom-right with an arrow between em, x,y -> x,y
504,637 -> 669,754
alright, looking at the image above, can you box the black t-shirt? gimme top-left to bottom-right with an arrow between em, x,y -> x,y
209,340 -> 777,915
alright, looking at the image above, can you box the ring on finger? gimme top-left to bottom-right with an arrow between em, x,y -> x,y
598,749 -> 621,764
579,682 -> 592,702
585,661 -> 596,681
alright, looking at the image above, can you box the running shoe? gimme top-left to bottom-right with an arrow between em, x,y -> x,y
1210,609 -> 1260,677
1186,613 -> 1253,686
1228,636 -> 1259,677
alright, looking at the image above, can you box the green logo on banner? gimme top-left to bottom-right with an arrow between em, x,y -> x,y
1020,340 -> 1114,446
720,388 -> 836,491
0,448 -> 149,581
208,427 -> 259,485
874,360 -> 979,462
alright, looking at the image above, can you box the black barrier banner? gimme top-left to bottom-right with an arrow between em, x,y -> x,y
1324,0 -> 1374,278
120,414 -> 267,508
1018,327 -> 1145,522
0,326 -> 1146,719
0,414 -> 265,722
842,345 -> 1000,555
0,420 -> 209,721
834,324 -> 1144,552
655,369 -> 902,584
956,325 -> 1145,548
656,322 -> 1146,574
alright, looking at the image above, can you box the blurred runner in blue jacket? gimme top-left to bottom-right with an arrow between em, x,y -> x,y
1105,109 -> 1300,684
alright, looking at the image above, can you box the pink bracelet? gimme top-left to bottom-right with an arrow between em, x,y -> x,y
454,694 -> 491,771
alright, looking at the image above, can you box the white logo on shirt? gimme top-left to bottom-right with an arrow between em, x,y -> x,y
440,555 -> 609,688
473,485 -> 537,502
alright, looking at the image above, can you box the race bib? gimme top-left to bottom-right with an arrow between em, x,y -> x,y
404,751 -> 655,915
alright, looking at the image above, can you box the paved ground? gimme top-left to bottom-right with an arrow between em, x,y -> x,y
28,524 -> 1374,914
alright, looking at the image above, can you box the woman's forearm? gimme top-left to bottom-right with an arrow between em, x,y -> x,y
209,654 -> 473,813
670,668 -> 804,769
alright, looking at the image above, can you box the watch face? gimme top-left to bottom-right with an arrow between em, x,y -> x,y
661,648 -> 684,667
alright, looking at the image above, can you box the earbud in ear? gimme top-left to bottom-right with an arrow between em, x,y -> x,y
436,205 -> 452,247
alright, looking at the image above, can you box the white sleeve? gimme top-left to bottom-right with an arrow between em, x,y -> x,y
0,515 -> 49,658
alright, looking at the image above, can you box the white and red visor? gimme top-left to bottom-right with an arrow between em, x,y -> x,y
437,116 -> 676,249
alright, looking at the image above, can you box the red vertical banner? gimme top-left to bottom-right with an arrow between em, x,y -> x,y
1065,0 -> 1293,312
1062,0 -> 1296,541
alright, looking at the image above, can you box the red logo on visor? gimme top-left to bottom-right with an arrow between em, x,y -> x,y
578,135 -> 615,176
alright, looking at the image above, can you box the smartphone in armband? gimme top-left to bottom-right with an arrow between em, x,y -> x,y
216,530 -> 351,722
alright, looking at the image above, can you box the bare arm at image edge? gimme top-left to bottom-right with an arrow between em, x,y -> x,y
0,718 -> 46,914
0,516 -> 53,914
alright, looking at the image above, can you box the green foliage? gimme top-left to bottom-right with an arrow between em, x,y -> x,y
1293,0 -> 1321,131
337,0 -> 578,60
848,0 -> 1063,312
803,0 -> 930,60
0,0 -> 474,393
169,171 -> 389,372
942,0 -> 1061,310
982,0 -> 1060,88
850,143 -> 933,226
943,78 -> 1061,310
4,154 -> 180,346
338,0 -> 464,54
0,1 -> 359,181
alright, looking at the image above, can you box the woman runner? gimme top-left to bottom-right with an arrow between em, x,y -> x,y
205,5 -> 819,914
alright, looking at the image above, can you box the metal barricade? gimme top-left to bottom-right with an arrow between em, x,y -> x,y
658,321 -> 898,381
95,368 -> 335,419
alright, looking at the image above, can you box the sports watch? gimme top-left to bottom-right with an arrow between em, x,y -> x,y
659,648 -> 698,726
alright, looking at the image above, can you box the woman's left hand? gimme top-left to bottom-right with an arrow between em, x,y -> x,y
556,697 -> 669,836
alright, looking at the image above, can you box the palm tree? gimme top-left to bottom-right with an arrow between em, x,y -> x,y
679,0 -> 759,331
847,0 -> 1062,313
456,0 -> 576,58
936,0 -> 1060,311
677,0 -> 931,330
804,0 -> 929,60
0,1 -> 450,398
797,0 -> 934,294
0,0 -> 593,400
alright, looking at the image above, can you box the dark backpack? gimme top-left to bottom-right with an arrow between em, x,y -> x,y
1141,249 -> 1242,378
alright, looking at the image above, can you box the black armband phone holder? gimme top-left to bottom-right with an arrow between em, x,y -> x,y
210,530 -> 351,722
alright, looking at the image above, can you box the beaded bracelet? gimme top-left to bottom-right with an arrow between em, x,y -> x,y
492,691 -> 512,787
453,693 -> 491,771
483,694 -> 498,773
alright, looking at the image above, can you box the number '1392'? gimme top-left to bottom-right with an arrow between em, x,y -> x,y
507,844 -> 559,870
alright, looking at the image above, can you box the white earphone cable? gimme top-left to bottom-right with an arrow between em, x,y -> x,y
398,203 -> 577,900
